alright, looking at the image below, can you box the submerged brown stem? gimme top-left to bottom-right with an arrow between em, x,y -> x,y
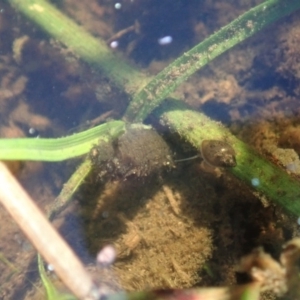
0,162 -> 99,300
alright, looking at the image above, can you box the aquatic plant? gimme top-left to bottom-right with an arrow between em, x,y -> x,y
1,0 -> 300,299
1,0 -> 300,216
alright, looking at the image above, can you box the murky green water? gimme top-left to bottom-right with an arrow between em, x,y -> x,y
0,0 -> 300,299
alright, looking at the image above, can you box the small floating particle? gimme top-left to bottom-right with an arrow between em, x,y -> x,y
110,40 -> 119,48
251,178 -> 260,187
47,264 -> 54,272
28,127 -> 39,137
114,3 -> 122,9
158,36 -> 173,45
97,245 -> 116,267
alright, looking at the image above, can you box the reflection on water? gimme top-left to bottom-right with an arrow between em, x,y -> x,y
0,0 -> 300,298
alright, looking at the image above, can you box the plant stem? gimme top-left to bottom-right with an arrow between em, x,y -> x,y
156,100 -> 300,216
124,0 -> 300,122
47,159 -> 92,220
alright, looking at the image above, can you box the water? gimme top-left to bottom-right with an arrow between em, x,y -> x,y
0,0 -> 299,299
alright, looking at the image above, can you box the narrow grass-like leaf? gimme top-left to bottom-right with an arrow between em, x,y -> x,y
124,0 -> 300,122
38,254 -> 76,300
0,121 -> 125,161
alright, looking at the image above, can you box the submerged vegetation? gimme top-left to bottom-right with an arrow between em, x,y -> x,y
0,0 -> 300,299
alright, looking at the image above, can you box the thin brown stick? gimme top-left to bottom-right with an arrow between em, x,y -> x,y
0,162 -> 99,300
106,24 -> 136,45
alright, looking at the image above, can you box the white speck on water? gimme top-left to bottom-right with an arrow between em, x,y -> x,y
158,36 -> 173,45
110,41 -> 119,48
29,128 -> 35,135
115,3 -> 122,9
97,245 -> 116,267
251,178 -> 260,187
47,264 -> 54,272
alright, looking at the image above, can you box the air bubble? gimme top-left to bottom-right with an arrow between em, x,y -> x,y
110,41 -> 119,48
28,127 -> 40,138
158,36 -> 173,45
47,264 -> 54,272
251,178 -> 260,187
97,245 -> 116,267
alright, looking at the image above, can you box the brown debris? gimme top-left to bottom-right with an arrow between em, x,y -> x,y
90,124 -> 174,180
238,238 -> 300,298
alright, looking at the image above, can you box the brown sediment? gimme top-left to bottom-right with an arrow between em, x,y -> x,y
1,1 -> 300,299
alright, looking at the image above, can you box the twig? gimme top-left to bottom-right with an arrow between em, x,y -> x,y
0,162 -> 99,300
